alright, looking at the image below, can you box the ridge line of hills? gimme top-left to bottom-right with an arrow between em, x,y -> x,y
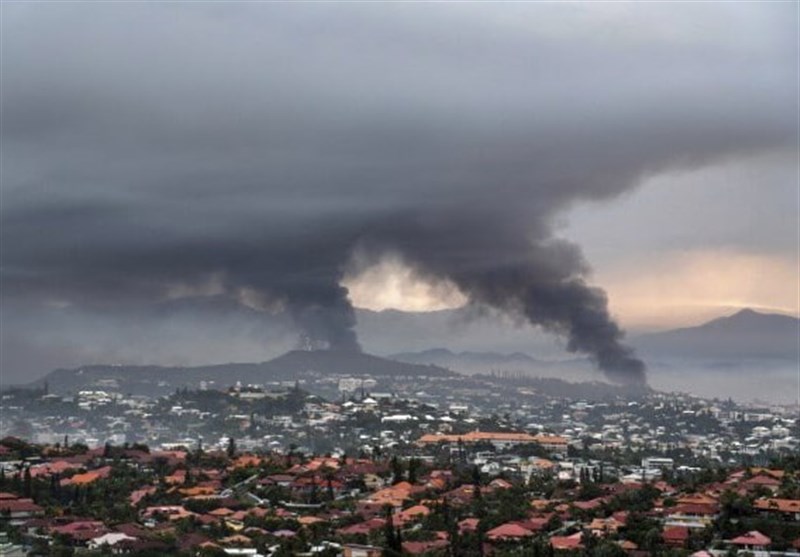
20,350 -> 455,396
8,308 -> 797,398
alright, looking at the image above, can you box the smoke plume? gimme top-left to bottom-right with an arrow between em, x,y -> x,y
2,3 -> 796,383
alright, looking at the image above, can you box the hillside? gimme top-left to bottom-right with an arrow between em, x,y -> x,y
389,348 -> 543,373
27,350 -> 455,396
265,350 -> 455,378
632,308 -> 799,360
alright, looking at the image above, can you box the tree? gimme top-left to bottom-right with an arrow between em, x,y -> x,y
390,456 -> 404,485
472,465 -> 482,502
594,540 -> 627,557
226,437 -> 236,458
325,469 -> 335,501
408,458 -> 420,484
382,505 -> 401,553
23,467 -> 32,499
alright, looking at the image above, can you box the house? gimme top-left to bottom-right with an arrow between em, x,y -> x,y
343,544 -> 383,557
550,532 -> 583,550
662,526 -> 690,548
665,503 -> 718,529
741,475 -> 781,494
588,517 -> 622,536
0,498 -> 44,524
516,517 -> 550,533
394,505 -> 430,526
362,481 -> 416,509
573,498 -> 605,512
88,532 -> 136,550
729,531 -> 771,552
487,523 -> 534,541
51,520 -> 108,544
753,498 -> 800,520
459,518 -> 479,533
337,518 -> 386,537
403,539 -> 449,554
417,431 -> 568,453
60,466 -> 112,486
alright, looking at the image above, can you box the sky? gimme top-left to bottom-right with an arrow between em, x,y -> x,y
1,2 -> 798,382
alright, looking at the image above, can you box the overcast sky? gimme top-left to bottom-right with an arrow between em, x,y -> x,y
1,2 -> 797,380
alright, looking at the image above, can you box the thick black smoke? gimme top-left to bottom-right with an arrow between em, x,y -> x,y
2,3 -> 796,383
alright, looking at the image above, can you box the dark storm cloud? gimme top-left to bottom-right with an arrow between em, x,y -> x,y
2,3 -> 796,382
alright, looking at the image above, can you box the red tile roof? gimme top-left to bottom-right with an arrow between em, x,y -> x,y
550,532 -> 583,550
487,523 -> 534,540
731,531 -> 771,547
402,539 -> 449,554
0,498 -> 43,514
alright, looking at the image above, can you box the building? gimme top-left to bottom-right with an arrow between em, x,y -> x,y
417,431 -> 568,453
343,544 -> 383,557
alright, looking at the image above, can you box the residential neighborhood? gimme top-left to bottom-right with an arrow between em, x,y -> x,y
0,371 -> 798,556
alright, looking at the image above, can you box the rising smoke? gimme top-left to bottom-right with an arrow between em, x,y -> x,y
2,3 -> 796,384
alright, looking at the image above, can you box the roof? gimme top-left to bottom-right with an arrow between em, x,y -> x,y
337,518 -> 386,536
364,481 -> 416,507
574,498 -> 604,510
589,517 -> 621,532
663,526 -> 690,542
677,493 -> 717,505
743,475 -> 781,487
669,503 -> 718,516
550,532 -> 583,550
402,539 -> 449,554
754,498 -> 800,513
61,466 -> 112,486
459,518 -> 479,532
731,531 -> 771,546
129,486 -> 156,505
0,498 -> 44,514
89,532 -> 136,546
487,523 -> 534,540
29,460 -> 76,477
395,505 -> 430,524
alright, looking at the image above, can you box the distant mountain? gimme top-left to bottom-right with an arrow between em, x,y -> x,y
632,309 -> 799,361
390,348 -> 541,371
266,350 -> 455,378
386,348 -> 603,384
26,350 -> 455,396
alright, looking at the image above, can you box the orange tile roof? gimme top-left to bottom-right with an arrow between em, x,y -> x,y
754,498 -> 800,513
395,505 -> 430,524
179,486 -> 217,497
366,481 -> 415,507
231,456 -> 262,469
62,466 -> 112,486
677,493 -> 718,505
298,516 -> 326,525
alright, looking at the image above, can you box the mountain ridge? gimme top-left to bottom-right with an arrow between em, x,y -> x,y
631,308 -> 798,360
22,350 -> 456,396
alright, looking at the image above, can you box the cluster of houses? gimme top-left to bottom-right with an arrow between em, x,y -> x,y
0,428 -> 798,557
2,369 -> 797,468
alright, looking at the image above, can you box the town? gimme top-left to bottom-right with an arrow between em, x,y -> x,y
0,367 -> 798,556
